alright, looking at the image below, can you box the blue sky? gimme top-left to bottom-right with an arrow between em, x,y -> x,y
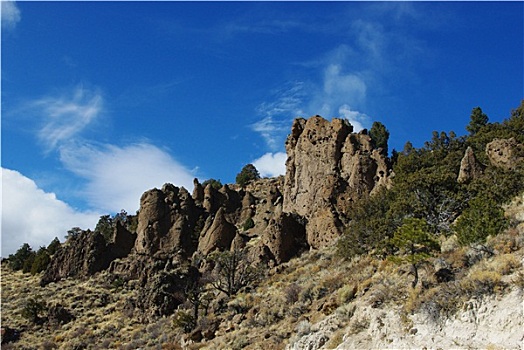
1,1 -> 523,256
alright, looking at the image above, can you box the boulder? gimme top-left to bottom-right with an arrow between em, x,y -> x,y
486,138 -> 524,169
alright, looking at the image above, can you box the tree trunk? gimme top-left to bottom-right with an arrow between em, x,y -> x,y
411,263 -> 419,288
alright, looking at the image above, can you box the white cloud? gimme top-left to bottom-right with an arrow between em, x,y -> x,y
1,0 -> 21,30
59,142 -> 196,213
305,63 -> 368,124
252,152 -> 287,178
33,86 -> 103,151
253,61 -> 371,150
1,168 -> 100,257
322,64 -> 366,107
19,85 -> 196,214
338,104 -> 370,132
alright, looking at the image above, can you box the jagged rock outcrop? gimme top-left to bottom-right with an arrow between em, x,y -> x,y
131,255 -> 200,320
486,137 -> 524,169
135,184 -> 201,257
192,178 -> 204,204
41,115 -> 396,317
41,227 -> 136,286
110,221 -> 137,259
457,146 -> 485,183
283,116 -> 392,248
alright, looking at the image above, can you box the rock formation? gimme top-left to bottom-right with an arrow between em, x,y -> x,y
486,137 -> 524,169
283,116 -> 392,248
262,212 -> 307,264
135,184 -> 201,257
198,207 -> 238,255
41,114 -> 394,314
41,226 -> 136,286
457,146 -> 485,183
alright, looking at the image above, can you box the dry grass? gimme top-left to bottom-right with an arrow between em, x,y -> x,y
2,216 -> 523,349
1,267 -> 183,349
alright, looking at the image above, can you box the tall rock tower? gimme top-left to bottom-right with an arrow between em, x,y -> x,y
283,116 -> 392,248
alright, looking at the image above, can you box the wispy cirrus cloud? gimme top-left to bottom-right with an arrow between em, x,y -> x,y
252,56 -> 371,150
17,85 -> 197,214
251,7 -> 427,150
251,117 -> 289,151
31,86 -> 103,151
1,0 -> 21,30
253,81 -> 306,150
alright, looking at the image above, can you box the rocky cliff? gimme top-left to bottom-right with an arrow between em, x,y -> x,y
40,115 -> 393,315
283,116 -> 392,248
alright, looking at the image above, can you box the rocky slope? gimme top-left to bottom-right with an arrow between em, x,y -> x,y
39,115 -> 393,318
4,110 -> 524,349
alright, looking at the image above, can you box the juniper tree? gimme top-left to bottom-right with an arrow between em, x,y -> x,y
389,218 -> 440,288
236,164 -> 260,187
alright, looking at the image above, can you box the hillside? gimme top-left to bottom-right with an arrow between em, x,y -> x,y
2,102 -> 524,349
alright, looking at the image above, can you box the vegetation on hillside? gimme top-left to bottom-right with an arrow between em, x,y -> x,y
2,101 -> 523,349
337,101 -> 524,261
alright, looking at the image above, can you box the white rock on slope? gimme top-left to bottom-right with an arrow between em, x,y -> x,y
335,288 -> 523,350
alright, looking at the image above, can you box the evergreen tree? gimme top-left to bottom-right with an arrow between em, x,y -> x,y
30,247 -> 51,275
466,107 -> 489,135
95,215 -> 114,242
8,243 -> 34,271
236,164 -> 260,187
369,121 -> 390,155
454,195 -> 508,246
47,237 -> 61,255
389,218 -> 440,288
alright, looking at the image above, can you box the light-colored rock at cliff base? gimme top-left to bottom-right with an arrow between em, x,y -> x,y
288,288 -> 523,350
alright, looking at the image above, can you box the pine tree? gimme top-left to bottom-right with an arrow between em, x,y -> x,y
389,218 -> 440,288
466,107 -> 488,135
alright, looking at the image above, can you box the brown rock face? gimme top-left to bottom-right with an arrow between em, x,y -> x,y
262,213 -> 307,264
135,184 -> 201,257
486,138 -> 524,169
458,146 -> 485,183
283,116 -> 392,248
198,207 -> 238,255
41,229 -> 133,286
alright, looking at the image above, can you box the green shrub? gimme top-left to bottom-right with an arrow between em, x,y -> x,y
242,217 -> 255,231
30,247 -> 51,275
454,196 -> 508,246
202,178 -> 223,190
21,297 -> 47,324
173,310 -> 195,333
